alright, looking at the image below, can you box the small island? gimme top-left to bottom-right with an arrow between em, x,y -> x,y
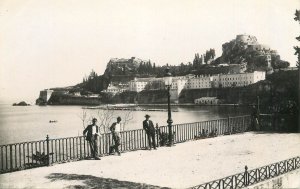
12,101 -> 31,106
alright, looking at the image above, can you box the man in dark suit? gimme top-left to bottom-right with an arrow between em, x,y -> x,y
83,118 -> 100,160
143,114 -> 156,150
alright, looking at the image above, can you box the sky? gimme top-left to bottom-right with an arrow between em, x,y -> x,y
0,0 -> 299,104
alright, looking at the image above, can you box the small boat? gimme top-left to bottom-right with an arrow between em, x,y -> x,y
49,120 -> 57,123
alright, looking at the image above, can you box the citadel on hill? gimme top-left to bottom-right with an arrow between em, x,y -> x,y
36,34 -> 294,106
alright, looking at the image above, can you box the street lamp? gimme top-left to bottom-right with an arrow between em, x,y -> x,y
163,67 -> 173,146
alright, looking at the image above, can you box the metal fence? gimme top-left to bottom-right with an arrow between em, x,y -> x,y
190,156 -> 300,189
0,115 -> 251,174
259,114 -> 298,132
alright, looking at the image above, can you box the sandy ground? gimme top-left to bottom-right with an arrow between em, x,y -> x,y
0,132 -> 300,189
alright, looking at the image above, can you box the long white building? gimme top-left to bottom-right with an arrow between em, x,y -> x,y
127,71 -> 265,92
214,71 -> 266,88
128,77 -> 163,92
187,75 -> 213,89
104,84 -> 128,94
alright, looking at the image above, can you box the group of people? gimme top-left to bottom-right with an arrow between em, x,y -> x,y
83,114 -> 157,160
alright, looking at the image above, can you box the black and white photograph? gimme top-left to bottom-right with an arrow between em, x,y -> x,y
0,0 -> 300,188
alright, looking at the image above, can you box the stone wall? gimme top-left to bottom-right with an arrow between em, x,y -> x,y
137,89 -> 178,104
48,94 -> 102,105
178,81 -> 273,106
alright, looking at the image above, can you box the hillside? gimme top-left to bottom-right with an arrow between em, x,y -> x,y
49,34 -> 291,95
211,34 -> 289,71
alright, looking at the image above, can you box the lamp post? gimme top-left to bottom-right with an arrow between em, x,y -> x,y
257,95 -> 260,130
163,67 -> 173,146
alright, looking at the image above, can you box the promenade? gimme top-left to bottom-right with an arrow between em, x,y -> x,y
1,132 -> 300,189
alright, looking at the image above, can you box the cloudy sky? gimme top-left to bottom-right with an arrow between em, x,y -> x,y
0,0 -> 299,103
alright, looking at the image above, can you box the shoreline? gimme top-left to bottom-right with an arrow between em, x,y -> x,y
81,103 -> 248,111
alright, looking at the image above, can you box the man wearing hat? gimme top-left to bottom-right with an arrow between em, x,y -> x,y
109,116 -> 122,156
83,118 -> 101,160
143,114 -> 156,150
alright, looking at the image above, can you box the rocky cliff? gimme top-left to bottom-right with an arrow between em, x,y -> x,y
212,34 -> 289,71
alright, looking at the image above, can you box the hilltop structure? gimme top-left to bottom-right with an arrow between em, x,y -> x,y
216,34 -> 288,72
106,57 -> 148,76
36,34 -> 293,105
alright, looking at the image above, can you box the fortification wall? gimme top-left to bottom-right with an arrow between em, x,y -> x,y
48,94 -> 102,105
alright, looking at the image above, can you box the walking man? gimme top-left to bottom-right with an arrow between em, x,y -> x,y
109,117 -> 122,156
251,105 -> 260,131
83,118 -> 101,160
143,114 -> 156,150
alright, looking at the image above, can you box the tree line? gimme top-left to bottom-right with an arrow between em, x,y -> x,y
192,49 -> 216,69
78,69 -> 110,94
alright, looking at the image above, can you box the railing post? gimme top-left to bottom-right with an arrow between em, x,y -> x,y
244,165 -> 249,186
255,168 -> 259,183
227,116 -> 231,134
266,165 -> 270,179
242,116 -> 245,132
156,124 -> 159,147
9,145 -> 13,171
144,130 -> 147,149
46,135 -> 50,166
231,176 -> 234,189
79,137 -> 82,159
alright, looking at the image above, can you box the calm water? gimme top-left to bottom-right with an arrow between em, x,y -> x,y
0,104 -> 250,145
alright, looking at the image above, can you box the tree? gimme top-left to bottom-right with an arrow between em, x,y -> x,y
204,49 -> 216,63
78,109 -> 88,130
147,61 -> 153,74
119,110 -> 134,131
210,48 -> 216,59
95,107 -> 115,133
294,9 -> 300,131
77,106 -> 133,134
193,54 -> 197,68
294,9 -> 300,67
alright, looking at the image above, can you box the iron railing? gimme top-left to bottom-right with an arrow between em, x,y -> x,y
0,115 -> 251,174
190,156 -> 300,189
259,114 -> 298,132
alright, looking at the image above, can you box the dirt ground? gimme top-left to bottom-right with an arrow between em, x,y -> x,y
0,132 -> 300,189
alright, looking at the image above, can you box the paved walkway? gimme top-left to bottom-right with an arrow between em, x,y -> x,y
0,132 -> 300,189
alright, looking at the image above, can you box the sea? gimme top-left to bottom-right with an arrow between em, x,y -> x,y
0,104 -> 250,145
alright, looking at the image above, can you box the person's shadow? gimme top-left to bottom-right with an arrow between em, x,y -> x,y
46,173 -> 170,189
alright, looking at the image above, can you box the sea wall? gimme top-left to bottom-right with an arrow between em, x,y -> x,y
178,82 -> 272,105
112,91 -> 138,104
99,83 -> 270,105
48,93 -> 102,105
137,90 -> 178,104
45,78 -> 282,107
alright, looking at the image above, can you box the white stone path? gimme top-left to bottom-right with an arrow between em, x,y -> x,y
0,132 -> 300,188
